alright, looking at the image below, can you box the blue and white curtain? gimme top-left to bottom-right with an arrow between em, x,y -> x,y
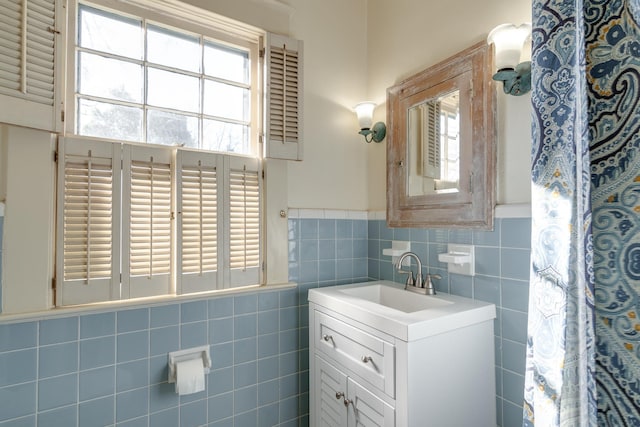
589,0 -> 640,424
525,0 -> 640,425
524,0 -> 597,425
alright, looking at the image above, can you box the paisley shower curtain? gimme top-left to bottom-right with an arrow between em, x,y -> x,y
523,0 -> 597,425
524,0 -> 640,425
588,0 -> 640,424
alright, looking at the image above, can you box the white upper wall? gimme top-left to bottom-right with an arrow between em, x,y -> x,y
286,0 -> 370,210
366,0 -> 532,210
184,0 -> 371,211
181,0 -> 291,34
183,0 -> 532,212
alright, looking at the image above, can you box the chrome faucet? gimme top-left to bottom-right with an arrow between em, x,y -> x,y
395,252 -> 440,295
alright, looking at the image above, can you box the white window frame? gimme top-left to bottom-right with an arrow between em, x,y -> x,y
64,0 -> 262,156
56,0 -> 272,306
0,0 -> 297,314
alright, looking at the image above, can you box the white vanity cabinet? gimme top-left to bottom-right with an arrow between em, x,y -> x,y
313,309 -> 396,427
315,355 -> 395,426
309,281 -> 497,427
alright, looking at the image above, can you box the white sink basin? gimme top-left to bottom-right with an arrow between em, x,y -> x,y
308,280 -> 496,341
338,284 -> 453,313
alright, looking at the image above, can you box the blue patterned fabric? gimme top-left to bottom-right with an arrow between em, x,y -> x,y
586,0 -> 640,424
524,0 -> 598,425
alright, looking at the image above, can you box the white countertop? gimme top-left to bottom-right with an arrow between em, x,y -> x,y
308,280 -> 496,342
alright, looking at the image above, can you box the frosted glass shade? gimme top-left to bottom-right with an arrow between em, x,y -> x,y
487,23 -> 531,71
354,102 -> 376,129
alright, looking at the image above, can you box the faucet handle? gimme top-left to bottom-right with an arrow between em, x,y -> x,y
405,271 -> 416,287
423,274 -> 440,295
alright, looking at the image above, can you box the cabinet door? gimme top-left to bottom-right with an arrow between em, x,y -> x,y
348,377 -> 395,427
314,355 -> 349,427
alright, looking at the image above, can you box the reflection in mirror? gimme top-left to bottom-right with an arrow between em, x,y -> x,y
407,91 -> 460,196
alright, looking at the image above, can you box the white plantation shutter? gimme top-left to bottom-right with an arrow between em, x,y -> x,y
0,0 -> 60,130
56,137 -> 121,306
422,101 -> 441,179
56,143 -> 264,305
122,145 -> 173,298
177,151 -> 221,293
265,33 -> 303,161
227,156 -> 261,287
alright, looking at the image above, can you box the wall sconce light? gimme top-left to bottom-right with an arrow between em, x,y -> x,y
354,101 -> 386,143
487,23 -> 532,96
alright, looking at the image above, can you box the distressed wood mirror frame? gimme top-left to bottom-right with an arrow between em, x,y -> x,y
387,41 -> 496,229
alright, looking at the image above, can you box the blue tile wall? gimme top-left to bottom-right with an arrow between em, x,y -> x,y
288,218 -> 369,288
0,215 -> 528,427
0,216 -> 3,314
0,288 -> 309,427
367,217 -> 531,427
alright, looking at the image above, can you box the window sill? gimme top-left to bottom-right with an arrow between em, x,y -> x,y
0,282 -> 298,324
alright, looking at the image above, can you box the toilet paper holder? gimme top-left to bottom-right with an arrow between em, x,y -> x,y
167,346 -> 212,383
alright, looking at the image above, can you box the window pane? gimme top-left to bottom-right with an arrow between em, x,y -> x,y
203,119 -> 249,154
147,68 -> 200,113
203,81 -> 249,121
78,52 -> 143,103
147,25 -> 201,73
78,98 -> 142,141
79,5 -> 143,60
147,109 -> 198,147
204,43 -> 249,83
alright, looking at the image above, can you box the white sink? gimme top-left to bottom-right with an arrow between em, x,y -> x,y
308,280 -> 496,341
338,284 -> 453,313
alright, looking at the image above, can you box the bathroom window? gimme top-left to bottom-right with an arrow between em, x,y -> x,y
71,3 -> 256,155
53,0 -> 302,306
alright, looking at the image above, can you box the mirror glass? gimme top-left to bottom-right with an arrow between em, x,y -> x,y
387,41 -> 496,229
407,91 -> 460,197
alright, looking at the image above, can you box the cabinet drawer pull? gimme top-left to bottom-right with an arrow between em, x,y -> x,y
335,391 -> 344,400
322,334 -> 333,342
361,356 -> 373,363
343,398 -> 352,407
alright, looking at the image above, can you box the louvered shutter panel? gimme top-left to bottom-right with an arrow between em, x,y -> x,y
265,33 -> 303,161
122,145 -> 173,298
227,156 -> 261,287
0,0 -> 60,130
56,137 -> 121,306
422,102 -> 441,179
176,151 -> 221,293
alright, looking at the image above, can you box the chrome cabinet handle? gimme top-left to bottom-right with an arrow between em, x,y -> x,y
322,334 -> 333,342
361,356 -> 373,363
336,392 -> 352,407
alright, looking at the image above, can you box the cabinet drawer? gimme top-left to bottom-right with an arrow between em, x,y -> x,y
315,310 -> 395,398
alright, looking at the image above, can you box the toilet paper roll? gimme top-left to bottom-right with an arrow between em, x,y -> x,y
175,358 -> 205,395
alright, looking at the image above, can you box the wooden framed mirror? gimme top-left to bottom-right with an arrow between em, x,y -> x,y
387,41 -> 496,229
